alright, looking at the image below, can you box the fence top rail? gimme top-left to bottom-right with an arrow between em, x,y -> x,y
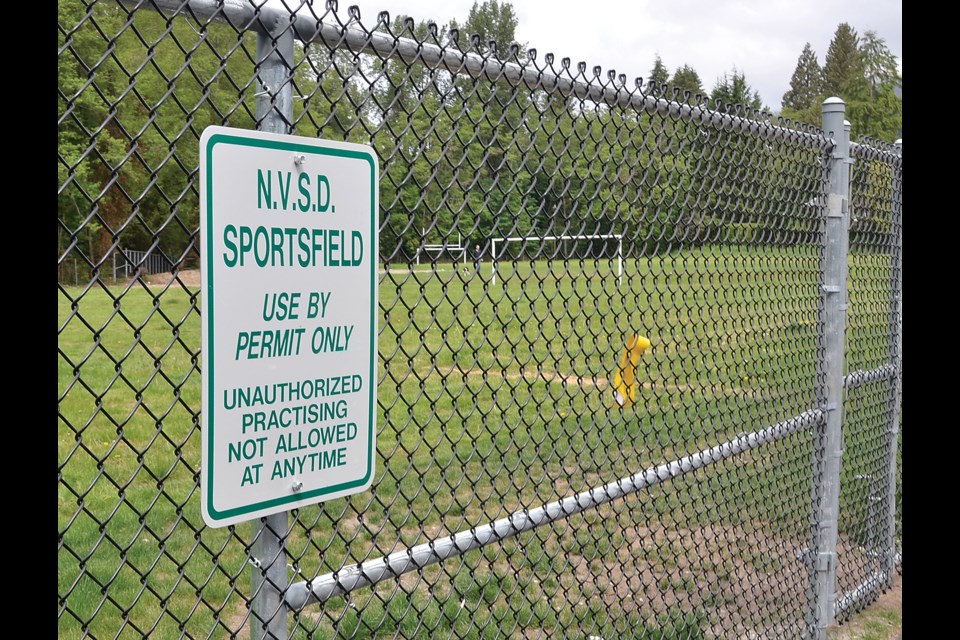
117,0 -> 833,151
851,139 -> 903,165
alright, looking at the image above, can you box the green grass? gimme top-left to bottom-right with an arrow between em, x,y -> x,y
828,584 -> 902,640
59,246 -> 897,639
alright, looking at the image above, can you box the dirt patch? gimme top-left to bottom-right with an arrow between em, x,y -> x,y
160,266 -> 899,638
143,268 -> 202,288
220,526 -> 900,640
282,516 -> 898,640
829,572 -> 902,640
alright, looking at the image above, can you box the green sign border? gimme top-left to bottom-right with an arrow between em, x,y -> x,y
203,132 -> 377,524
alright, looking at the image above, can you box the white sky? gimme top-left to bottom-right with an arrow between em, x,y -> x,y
340,0 -> 902,112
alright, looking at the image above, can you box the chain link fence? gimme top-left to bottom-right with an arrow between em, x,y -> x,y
58,2 -> 902,639
832,138 -> 903,623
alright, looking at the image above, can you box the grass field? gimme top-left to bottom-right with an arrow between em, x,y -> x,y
58,246 -> 898,639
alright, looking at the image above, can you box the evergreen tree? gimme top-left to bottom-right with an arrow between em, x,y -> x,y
823,23 -> 867,100
668,65 -> 705,103
710,69 -> 764,114
854,30 -> 901,140
782,43 -> 824,111
648,54 -> 670,96
860,30 -> 901,96
818,23 -> 901,141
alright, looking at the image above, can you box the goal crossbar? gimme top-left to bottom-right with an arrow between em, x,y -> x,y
416,231 -> 467,266
491,233 -> 623,285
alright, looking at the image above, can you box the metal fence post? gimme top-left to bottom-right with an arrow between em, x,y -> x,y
882,139 -> 903,582
809,97 -> 850,640
59,3 -> 908,635
249,20 -> 295,640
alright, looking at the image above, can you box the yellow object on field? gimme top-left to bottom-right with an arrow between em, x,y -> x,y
613,334 -> 651,408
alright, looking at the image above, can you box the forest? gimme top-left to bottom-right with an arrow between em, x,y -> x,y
58,0 -> 901,271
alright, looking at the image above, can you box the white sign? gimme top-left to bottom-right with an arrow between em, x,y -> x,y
199,126 -> 378,527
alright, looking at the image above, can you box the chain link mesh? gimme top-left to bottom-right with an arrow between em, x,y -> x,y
832,138 -> 902,623
59,2 -> 902,638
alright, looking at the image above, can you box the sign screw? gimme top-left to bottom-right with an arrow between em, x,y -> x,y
291,480 -> 303,492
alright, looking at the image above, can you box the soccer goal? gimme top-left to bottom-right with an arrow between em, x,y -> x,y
490,233 -> 624,285
414,230 -> 468,268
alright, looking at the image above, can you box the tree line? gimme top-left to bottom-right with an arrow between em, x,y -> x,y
57,0 -> 900,270
780,24 -> 901,142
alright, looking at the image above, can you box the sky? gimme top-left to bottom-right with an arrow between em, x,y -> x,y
336,0 -> 902,112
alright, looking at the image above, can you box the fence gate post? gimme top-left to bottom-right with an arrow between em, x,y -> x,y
249,19 -> 295,640
809,97 -> 850,640
882,139 -> 903,583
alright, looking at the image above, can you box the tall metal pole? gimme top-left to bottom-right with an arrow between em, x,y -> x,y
809,97 -> 850,640
250,19 -> 295,640
882,139 -> 903,584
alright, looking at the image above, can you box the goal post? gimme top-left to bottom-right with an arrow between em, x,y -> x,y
490,233 -> 624,285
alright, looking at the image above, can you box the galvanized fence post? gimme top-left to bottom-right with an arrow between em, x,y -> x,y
809,97 -> 850,640
249,20 -> 295,640
882,139 -> 903,582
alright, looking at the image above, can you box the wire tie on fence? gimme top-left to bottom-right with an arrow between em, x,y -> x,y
248,556 -> 262,569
